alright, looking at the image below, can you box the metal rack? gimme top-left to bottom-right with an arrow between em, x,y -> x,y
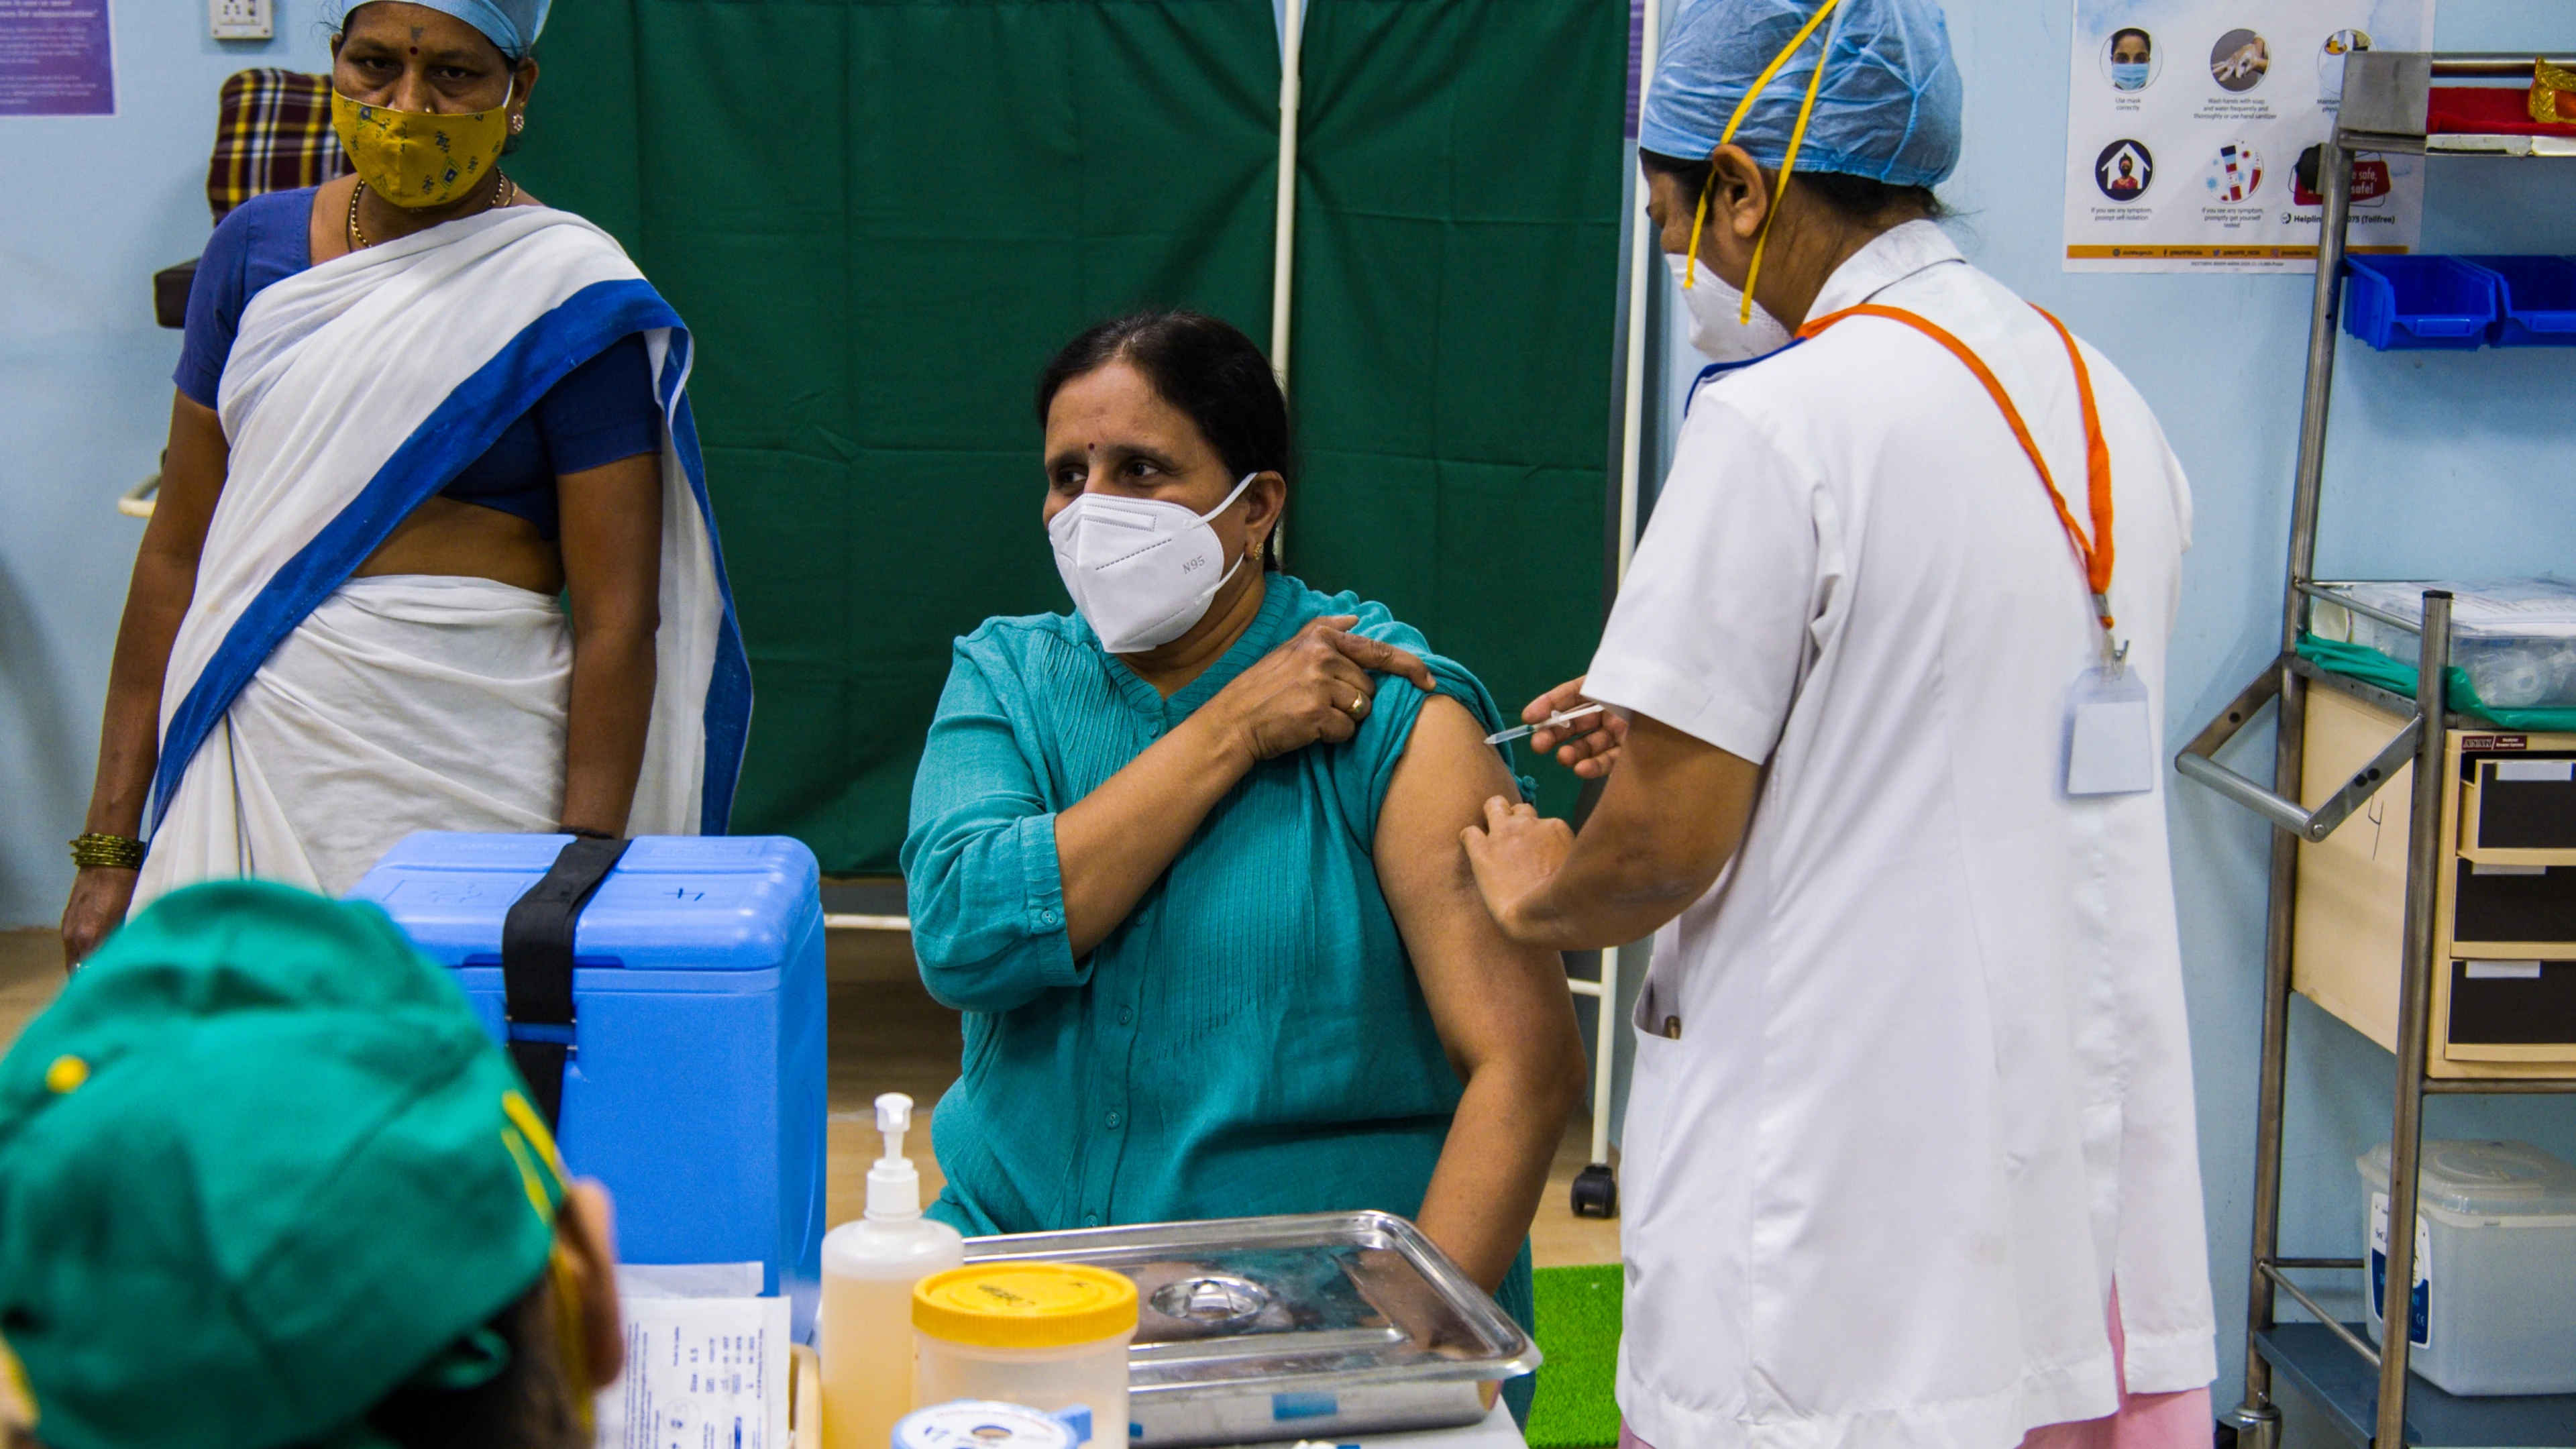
2175,51 -> 2576,1449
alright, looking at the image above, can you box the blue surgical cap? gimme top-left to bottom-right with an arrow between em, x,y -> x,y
327,0 -> 549,60
1640,0 -> 1963,189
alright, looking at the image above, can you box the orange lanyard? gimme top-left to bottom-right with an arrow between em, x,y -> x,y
1796,303 -> 2118,635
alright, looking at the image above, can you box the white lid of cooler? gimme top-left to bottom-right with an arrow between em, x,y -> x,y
2359,1139 -> 2576,1217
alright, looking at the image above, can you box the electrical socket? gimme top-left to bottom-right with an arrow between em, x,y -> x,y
210,0 -> 273,41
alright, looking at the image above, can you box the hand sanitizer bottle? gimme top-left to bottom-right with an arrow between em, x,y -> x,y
820,1093 -> 965,1449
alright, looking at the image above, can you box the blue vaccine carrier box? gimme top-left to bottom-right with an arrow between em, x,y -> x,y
349,833 -> 828,1336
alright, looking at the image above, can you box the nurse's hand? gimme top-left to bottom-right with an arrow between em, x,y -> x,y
1205,615 -> 1438,763
1459,796 -> 1575,941
1521,677 -> 1629,778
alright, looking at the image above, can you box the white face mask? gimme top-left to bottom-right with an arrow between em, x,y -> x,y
1667,252 -> 1794,365
1049,472 -> 1258,654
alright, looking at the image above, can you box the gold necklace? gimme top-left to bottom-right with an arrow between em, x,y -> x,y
345,170 -> 516,251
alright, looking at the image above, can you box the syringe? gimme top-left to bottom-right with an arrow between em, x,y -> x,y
1484,702 -> 1605,746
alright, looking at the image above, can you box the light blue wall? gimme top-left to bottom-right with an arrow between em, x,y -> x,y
6,0 -> 2575,1417
0,5 -> 337,926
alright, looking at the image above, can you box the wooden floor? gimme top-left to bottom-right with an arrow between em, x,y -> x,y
0,931 -> 60,1046
3,925 -> 1620,1267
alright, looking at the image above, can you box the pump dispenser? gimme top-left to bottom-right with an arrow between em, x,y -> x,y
867,1092 -> 926,1217
820,1093 -> 965,1449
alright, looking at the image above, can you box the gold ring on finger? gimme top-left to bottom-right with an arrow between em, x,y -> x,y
1351,696 -> 1366,714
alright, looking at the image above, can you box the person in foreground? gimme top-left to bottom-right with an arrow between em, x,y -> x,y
0,881 -> 622,1449
1460,2 -> 2217,1448
60,0 -> 749,965
904,311 -> 1587,1416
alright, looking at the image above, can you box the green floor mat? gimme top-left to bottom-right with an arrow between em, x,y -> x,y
1526,1263 -> 1622,1448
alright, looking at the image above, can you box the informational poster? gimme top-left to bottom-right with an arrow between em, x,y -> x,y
2061,0 -> 2432,272
0,0 -> 113,116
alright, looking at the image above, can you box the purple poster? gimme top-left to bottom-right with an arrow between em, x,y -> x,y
0,0 -> 114,117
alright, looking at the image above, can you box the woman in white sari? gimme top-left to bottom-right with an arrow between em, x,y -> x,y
60,0 -> 749,963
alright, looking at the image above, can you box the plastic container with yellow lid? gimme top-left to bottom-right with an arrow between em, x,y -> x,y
913,1263 -> 1138,1448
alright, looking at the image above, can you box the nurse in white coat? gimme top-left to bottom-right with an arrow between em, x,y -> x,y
1462,2 -> 2218,1448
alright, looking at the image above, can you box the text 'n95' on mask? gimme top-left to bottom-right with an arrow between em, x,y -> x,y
1049,472 -> 1257,654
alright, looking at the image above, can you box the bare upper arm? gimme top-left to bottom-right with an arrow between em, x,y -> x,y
556,451 -> 663,633
1375,695 -> 1580,1079
143,391 -> 231,570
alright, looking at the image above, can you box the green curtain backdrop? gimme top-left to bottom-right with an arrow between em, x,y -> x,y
516,0 -> 1282,871
517,0 -> 1622,870
1291,0 -> 1625,821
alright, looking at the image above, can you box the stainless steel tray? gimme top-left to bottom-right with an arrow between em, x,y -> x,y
963,1211 -> 1539,1447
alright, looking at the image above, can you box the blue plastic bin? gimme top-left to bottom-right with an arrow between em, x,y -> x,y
350,833 -> 828,1337
2463,256 -> 2576,347
2342,256 -> 2499,350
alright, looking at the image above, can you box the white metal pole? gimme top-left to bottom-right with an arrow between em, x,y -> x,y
1271,0 -> 1305,390
1269,0 -> 1305,561
1615,0 -> 1662,585
1587,0 -> 1663,1177
1591,946 -> 1621,1163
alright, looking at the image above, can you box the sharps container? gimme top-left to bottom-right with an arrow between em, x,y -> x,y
2358,1138 -> 2576,1395
349,832 -> 828,1337
914,1263 -> 1138,1448
894,1401 -> 1078,1449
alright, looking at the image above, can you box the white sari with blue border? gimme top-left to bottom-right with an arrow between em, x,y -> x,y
136,206 -> 750,904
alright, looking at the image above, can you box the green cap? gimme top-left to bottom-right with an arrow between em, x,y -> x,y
0,881 -> 568,1449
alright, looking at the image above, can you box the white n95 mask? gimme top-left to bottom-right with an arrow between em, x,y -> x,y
1668,252 -> 1793,365
1049,472 -> 1258,653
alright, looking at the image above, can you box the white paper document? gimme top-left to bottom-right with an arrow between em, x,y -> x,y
594,1294 -> 790,1449
2065,665 -> 2157,797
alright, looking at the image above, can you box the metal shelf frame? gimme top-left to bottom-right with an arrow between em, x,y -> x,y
2174,50 -> 2576,1449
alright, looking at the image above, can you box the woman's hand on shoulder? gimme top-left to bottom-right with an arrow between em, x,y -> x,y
1199,615 -> 1437,763
1049,612 -> 1430,961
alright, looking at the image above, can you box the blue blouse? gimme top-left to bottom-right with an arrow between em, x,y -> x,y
904,576 -> 1538,1390
174,188 -> 660,541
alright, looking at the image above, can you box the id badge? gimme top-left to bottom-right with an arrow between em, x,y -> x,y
2063,663 -> 2154,797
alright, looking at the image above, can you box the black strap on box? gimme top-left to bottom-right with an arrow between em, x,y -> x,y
500,835 -> 628,1131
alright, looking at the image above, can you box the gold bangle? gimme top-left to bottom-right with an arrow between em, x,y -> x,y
68,833 -> 146,871
2534,58 -> 2576,124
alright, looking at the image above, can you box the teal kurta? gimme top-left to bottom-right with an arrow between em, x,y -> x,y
904,574 -> 1536,1371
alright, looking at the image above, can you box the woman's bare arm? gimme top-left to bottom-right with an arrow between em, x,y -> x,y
62,392 -> 230,964
1052,617 -> 1436,958
1376,696 -> 1589,1291
555,451 -> 663,835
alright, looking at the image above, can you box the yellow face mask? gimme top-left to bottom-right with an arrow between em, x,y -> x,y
331,83 -> 513,210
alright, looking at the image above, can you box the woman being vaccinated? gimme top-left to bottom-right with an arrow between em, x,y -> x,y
904,312 -> 1585,1401
60,0 -> 748,961
1461,1 -> 2216,1446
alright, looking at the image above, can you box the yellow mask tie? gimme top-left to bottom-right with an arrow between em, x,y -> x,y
1738,15 -> 1837,321
1682,0 -> 1844,317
